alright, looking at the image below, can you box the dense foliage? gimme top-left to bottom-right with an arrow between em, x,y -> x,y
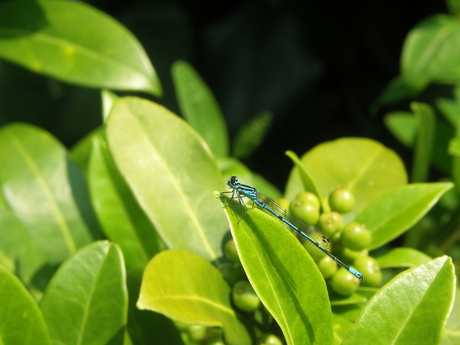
0,1 -> 459,345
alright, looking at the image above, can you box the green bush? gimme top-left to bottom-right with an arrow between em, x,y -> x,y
0,1 -> 459,345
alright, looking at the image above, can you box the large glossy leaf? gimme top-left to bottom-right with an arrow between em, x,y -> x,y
0,265 -> 51,345
87,133 -> 164,269
356,182 -> 453,250
0,0 -> 161,95
219,194 -> 333,345
401,15 -> 460,91
172,60 -> 228,157
0,123 -> 99,264
285,138 -> 407,222
106,97 -> 227,262
342,256 -> 455,345
40,241 -> 127,345
137,250 -> 251,345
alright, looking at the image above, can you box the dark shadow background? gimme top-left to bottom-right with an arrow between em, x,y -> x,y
0,0 -> 447,188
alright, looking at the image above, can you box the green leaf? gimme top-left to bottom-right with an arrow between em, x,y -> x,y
374,247 -> 431,268
0,123 -> 99,264
219,194 -> 333,345
0,206 -> 48,288
87,133 -> 164,269
172,60 -> 228,157
0,265 -> 51,345
342,256 -> 455,345
106,97 -> 227,262
285,150 -> 326,211
441,288 -> 460,345
356,182 -> 453,250
285,138 -> 407,223
385,111 -> 453,174
447,0 -> 460,16
126,269 -> 183,345
332,314 -> 353,345
411,102 -> 436,182
384,112 -> 417,147
0,0 -> 161,95
401,15 -> 460,91
40,241 -> 127,345
137,250 -> 251,345
436,97 -> 460,127
373,77 -> 418,107
232,111 -> 273,159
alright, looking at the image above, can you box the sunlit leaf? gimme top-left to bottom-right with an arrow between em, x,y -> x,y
342,256 -> 455,345
137,250 -> 251,345
219,194 -> 333,345
0,0 -> 161,95
40,241 -> 127,345
106,97 -> 227,262
0,265 -> 51,345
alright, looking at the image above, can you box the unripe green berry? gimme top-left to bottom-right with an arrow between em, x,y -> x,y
289,199 -> 320,225
187,324 -> 207,341
317,211 -> 343,237
232,280 -> 260,312
329,187 -> 355,214
258,333 -> 284,345
317,256 -> 338,279
294,191 -> 320,209
354,256 -> 382,287
225,239 -> 240,263
341,222 -> 372,251
275,197 -> 291,210
330,267 -> 361,296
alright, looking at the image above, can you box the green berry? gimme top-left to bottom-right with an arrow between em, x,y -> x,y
317,256 -> 337,279
329,187 -> 355,214
294,191 -> 320,209
258,333 -> 284,345
276,197 -> 291,210
330,267 -> 361,296
341,222 -> 372,251
232,280 -> 260,312
354,256 -> 382,287
219,263 -> 245,286
188,324 -> 207,341
225,239 -> 240,263
289,199 -> 320,225
317,211 -> 343,237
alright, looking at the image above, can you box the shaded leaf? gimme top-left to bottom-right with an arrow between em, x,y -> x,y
374,247 -> 431,268
219,194 -> 333,345
401,15 -> 460,91
172,60 -> 228,157
40,241 -> 127,345
106,97 -> 227,262
137,249 -> 251,345
411,102 -> 435,182
0,123 -> 99,264
0,0 -> 161,95
384,111 -> 417,147
356,182 -> 453,250
342,256 -> 455,345
87,133 -> 164,269
285,150 -> 326,211
0,265 -> 51,345
232,111 -> 273,159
